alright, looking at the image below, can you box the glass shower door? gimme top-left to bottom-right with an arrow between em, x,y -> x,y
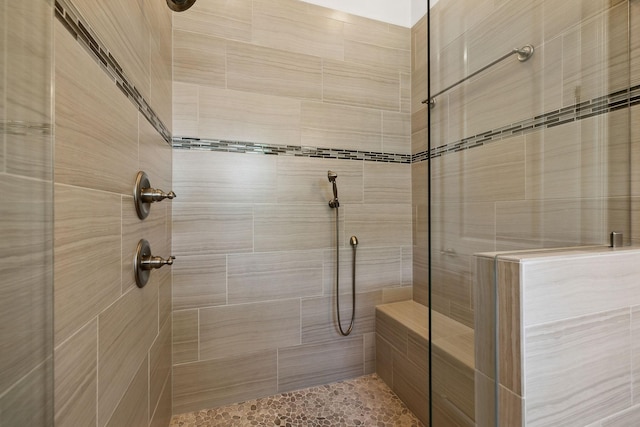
427,0 -> 632,425
0,0 -> 54,424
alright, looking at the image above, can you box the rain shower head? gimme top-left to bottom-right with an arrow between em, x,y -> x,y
166,0 -> 196,12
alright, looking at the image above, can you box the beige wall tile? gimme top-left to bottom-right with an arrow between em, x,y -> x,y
344,40 -> 410,73
54,185 -> 121,345
344,204 -> 412,247
344,17 -> 410,51
375,308 -> 408,353
173,351 -> 277,414
173,29 -> 226,88
276,156 -> 364,205
0,359 -> 52,426
323,247 -> 403,295
382,111 -> 411,154
5,132 -> 52,181
474,256 -> 496,379
300,101 -> 382,152
364,332 -> 376,374
198,86 -> 301,145
227,41 -> 322,100
139,116 -> 173,193
382,285 -> 413,303
173,150 -> 278,204
277,337 -> 364,392
634,305 -> 640,404
199,300 -> 301,360
364,162 -> 411,205
104,357 -> 148,427
98,284 -> 158,427
432,345 -> 475,422
632,0 -> 640,85
173,82 -> 199,137
524,308 -> 631,425
5,0 -> 51,125
252,0 -> 344,60
392,348 -> 429,424
523,252 -> 640,327
401,72 -> 411,114
173,309 -> 199,365
228,250 -> 323,304
497,260 -> 521,395
173,0 -> 252,42
301,291 -> 383,343
602,405 -> 640,427
149,318 -> 171,422
254,204 -> 337,252
150,374 -> 172,427
323,59 -> 400,111
72,0 -> 150,100
172,203 -> 254,256
0,174 -> 52,393
55,22 -> 138,195
158,267 -> 172,327
54,320 -> 97,427
145,0 -> 173,131
173,254 -> 227,311
375,334 -> 394,386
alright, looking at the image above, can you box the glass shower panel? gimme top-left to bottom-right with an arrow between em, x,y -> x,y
428,0 -> 631,425
0,0 -> 54,425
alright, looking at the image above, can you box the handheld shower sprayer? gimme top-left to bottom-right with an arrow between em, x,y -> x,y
327,171 -> 339,208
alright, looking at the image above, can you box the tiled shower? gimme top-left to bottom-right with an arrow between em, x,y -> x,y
1,0 -> 639,426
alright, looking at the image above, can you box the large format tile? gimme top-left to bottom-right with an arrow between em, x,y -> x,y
252,0 -> 344,60
71,0 -> 150,99
173,150 -> 277,204
199,299 -> 301,360
173,29 -> 226,88
524,308 -> 631,426
104,357 -> 148,427
275,156 -> 363,205
55,22 -> 138,195
173,309 -> 199,365
344,204 -> 412,247
382,111 -> 411,154
173,82 -> 199,137
172,254 -> 227,311
173,351 -> 278,414
227,41 -> 322,100
278,337 -> 364,392
300,101 -> 382,152
172,0 -> 252,42
0,358 -> 52,427
523,252 -> 640,326
254,204 -> 337,252
228,250 -> 323,304
0,174 -> 52,393
98,284 -> 158,427
144,0 -> 172,130
198,86 -> 301,145
54,185 -> 121,345
172,203 -> 254,256
363,162 -> 411,205
149,318 -> 171,422
323,59 -> 400,111
301,291 -> 383,343
54,320 -> 97,427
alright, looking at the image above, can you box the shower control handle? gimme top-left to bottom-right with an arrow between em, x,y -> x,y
134,239 -> 175,288
140,188 -> 176,203
134,171 -> 176,219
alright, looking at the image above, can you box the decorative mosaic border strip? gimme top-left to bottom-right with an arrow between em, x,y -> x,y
415,84 -> 640,162
0,121 -> 52,136
54,0 -> 171,144
172,138 -> 413,164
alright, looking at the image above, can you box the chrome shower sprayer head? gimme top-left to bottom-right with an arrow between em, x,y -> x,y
327,171 -> 339,208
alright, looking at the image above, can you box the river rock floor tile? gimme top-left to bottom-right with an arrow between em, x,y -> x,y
169,374 -> 425,426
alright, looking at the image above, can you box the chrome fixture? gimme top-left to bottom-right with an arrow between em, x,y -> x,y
166,0 -> 196,12
327,170 -> 357,336
134,171 -> 176,219
328,170 -> 339,208
134,239 -> 175,288
610,232 -> 623,248
423,44 -> 534,108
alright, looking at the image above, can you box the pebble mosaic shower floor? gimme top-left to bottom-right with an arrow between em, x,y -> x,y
169,374 -> 425,427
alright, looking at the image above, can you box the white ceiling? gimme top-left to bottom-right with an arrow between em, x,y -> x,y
299,0 -> 434,28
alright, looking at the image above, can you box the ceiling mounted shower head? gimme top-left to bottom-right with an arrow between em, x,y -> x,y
166,0 -> 196,12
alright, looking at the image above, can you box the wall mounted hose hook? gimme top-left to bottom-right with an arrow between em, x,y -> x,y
134,171 -> 176,219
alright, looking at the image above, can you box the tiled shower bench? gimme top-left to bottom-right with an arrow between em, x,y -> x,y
375,300 -> 475,426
